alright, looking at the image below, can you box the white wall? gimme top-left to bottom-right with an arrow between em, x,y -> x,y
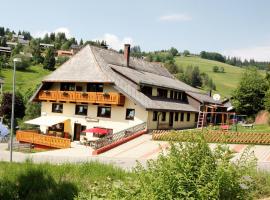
147,111 -> 196,130
40,96 -> 148,138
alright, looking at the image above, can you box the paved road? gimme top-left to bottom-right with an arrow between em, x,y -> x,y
1,134 -> 270,171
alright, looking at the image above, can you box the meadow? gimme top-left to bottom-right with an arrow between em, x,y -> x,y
175,55 -> 248,98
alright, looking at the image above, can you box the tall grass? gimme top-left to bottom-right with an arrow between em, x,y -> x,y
0,160 -> 130,200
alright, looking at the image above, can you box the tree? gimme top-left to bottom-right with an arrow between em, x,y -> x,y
30,39 -> 43,64
264,89 -> 270,112
164,60 -> 178,74
213,66 -> 219,73
232,68 -> 268,116
219,66 -> 225,73
0,92 -> 25,127
184,65 -> 193,85
79,39 -> 83,46
183,50 -> 190,57
43,48 -> 55,70
169,47 -> 178,56
10,54 -> 31,71
0,27 -> 5,36
191,66 -> 202,87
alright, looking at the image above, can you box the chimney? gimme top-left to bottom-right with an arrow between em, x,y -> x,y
124,44 -> 130,67
209,90 -> 212,97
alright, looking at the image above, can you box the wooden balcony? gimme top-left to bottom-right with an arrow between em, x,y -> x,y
37,90 -> 125,105
16,130 -> 71,149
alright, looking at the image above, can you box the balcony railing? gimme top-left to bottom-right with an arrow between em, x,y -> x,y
16,130 -> 71,149
37,90 -> 125,105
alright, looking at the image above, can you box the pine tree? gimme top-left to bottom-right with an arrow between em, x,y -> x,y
79,39 -> 83,46
43,48 -> 55,70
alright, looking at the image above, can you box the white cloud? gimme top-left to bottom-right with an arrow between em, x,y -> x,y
159,13 -> 192,22
94,33 -> 134,50
224,46 -> 270,61
33,27 -> 72,38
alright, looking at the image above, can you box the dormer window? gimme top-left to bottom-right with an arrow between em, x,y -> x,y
140,85 -> 152,96
157,88 -> 168,98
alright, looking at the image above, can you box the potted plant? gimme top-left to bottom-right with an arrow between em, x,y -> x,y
103,92 -> 110,97
63,91 -> 69,96
82,92 -> 88,97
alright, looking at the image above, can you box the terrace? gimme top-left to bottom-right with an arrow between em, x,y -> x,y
16,130 -> 71,149
37,90 -> 125,105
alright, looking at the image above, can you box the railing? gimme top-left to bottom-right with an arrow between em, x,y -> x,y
94,122 -> 147,149
37,90 -> 125,105
16,130 -> 71,149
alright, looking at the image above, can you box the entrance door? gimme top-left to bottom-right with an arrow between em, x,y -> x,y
169,112 -> 174,127
74,123 -> 81,141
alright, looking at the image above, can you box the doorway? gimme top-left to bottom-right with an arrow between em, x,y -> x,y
169,112 -> 174,127
74,123 -> 81,141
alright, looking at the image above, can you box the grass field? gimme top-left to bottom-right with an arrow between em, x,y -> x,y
0,161 -> 130,200
175,55 -> 247,98
0,65 -> 50,95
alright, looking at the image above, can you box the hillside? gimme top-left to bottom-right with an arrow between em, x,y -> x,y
174,56 -> 247,98
0,65 -> 50,95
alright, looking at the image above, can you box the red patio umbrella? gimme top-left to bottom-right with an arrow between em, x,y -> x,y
82,127 -> 109,135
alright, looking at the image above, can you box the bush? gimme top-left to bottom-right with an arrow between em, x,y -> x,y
111,137 -> 257,199
213,65 -> 219,72
10,54 -> 31,71
56,56 -> 69,66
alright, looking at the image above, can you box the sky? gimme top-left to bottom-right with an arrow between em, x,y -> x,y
1,0 -> 270,61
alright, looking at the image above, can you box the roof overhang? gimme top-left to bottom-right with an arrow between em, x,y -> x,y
25,116 -> 69,127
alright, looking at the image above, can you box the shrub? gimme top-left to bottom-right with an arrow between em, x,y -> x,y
10,54 -> 31,71
213,65 -> 219,72
56,56 -> 69,66
111,137 -> 257,199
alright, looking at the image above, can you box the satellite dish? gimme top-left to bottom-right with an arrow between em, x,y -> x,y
213,94 -> 221,101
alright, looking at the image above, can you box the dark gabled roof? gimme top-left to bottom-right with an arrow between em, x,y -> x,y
186,91 -> 221,104
91,46 -> 173,78
43,45 -> 113,83
35,44 -> 216,112
110,64 -> 199,92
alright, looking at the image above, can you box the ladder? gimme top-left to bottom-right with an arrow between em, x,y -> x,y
197,111 -> 205,129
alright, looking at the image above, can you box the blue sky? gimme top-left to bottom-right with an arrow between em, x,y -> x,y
1,0 -> 270,61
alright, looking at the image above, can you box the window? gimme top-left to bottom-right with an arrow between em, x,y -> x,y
161,112 -> 166,121
175,112 -> 179,121
157,88 -> 168,98
178,92 -> 182,100
87,83 -> 103,92
60,83 -> 75,91
126,109 -> 135,120
187,113 -> 191,121
76,86 -> 83,91
170,91 -> 174,99
141,86 -> 152,96
180,112 -> 184,121
153,111 -> 158,121
182,93 -> 188,102
52,103 -> 63,113
174,92 -> 178,100
97,106 -> 111,118
75,105 -> 88,116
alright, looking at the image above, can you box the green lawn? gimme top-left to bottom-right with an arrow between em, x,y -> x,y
175,56 -> 246,98
0,65 -> 50,95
